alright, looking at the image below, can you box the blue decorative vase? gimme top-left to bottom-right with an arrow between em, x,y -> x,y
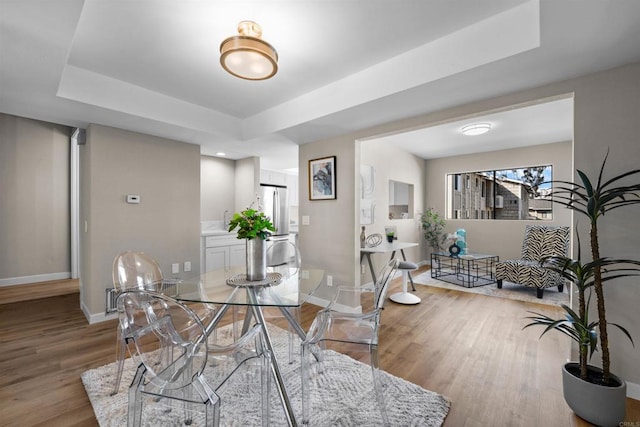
456,229 -> 467,254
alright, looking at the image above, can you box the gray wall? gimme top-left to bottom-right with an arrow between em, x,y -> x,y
201,155 -> 235,221
235,157 -> 260,211
79,124 -> 201,321
360,138 -> 425,282
0,113 -> 71,285
299,63 -> 640,392
425,141 -> 573,262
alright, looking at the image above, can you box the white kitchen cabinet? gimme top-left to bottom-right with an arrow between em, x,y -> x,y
260,169 -> 287,186
202,234 -> 246,273
286,173 -> 299,206
229,244 -> 246,267
205,246 -> 228,272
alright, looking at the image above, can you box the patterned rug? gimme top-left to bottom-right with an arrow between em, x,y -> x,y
82,323 -> 450,426
413,272 -> 569,306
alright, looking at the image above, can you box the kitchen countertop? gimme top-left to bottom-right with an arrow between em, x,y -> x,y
201,230 -> 235,237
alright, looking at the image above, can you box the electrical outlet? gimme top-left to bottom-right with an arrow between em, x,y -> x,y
302,215 -> 310,225
184,261 -> 191,272
361,264 -> 366,274
301,270 -> 309,279
327,275 -> 333,286
171,263 -> 179,274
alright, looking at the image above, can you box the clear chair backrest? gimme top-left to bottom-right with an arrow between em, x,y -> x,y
374,259 -> 400,310
266,241 -> 301,278
113,251 -> 163,292
117,290 -> 207,390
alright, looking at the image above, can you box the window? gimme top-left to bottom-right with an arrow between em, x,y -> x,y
445,165 -> 553,220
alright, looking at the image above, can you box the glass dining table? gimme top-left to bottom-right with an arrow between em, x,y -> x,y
163,265 -> 325,427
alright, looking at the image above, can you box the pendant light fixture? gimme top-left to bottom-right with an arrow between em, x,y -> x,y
220,21 -> 278,81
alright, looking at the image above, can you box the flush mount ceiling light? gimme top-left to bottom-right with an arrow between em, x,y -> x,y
460,122 -> 492,136
220,21 -> 278,81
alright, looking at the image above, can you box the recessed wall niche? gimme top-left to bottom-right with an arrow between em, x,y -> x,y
388,180 -> 413,220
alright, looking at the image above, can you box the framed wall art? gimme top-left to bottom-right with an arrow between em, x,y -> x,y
309,156 -> 336,200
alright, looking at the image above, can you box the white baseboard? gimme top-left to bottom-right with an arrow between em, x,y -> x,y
627,380 -> 640,400
0,272 -> 71,287
81,300 -> 117,324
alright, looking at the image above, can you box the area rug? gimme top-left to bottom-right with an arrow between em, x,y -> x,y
82,323 -> 450,426
413,272 -> 569,307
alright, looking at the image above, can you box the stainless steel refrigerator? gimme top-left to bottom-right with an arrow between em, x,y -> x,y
259,183 -> 290,265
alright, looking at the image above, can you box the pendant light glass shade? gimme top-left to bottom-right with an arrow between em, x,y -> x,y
220,21 -> 278,81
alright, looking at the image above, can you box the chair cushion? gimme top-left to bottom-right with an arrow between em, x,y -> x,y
398,261 -> 418,271
495,259 -> 563,289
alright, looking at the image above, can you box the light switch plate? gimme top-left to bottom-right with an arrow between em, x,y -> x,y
184,261 -> 191,272
302,215 -> 310,225
171,263 -> 179,274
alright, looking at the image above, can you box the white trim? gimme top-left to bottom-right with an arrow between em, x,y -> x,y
627,380 -> 640,400
70,128 -> 81,279
0,272 -> 71,287
81,299 -> 118,324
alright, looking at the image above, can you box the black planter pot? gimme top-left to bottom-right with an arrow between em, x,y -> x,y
562,362 -> 626,427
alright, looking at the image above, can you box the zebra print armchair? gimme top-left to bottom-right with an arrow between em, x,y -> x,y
495,225 -> 570,299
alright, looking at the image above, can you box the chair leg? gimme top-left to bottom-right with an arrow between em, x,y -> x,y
558,283 -> 564,293
371,346 -> 390,426
496,279 -> 503,289
112,327 -> 127,396
301,343 -> 312,425
536,288 -> 544,299
129,364 -> 146,427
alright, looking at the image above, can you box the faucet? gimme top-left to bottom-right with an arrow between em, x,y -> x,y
223,210 -> 230,228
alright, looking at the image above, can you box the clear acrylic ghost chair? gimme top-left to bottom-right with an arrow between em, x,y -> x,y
233,240 -> 302,363
111,251 -> 163,395
118,290 -> 271,427
111,251 -> 217,395
301,259 -> 399,426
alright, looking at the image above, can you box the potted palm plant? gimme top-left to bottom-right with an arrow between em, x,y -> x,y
525,151 -> 640,426
227,207 -> 275,280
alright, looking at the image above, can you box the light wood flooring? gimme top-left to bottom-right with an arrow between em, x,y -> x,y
1,269 -> 638,426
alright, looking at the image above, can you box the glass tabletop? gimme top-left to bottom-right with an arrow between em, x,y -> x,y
433,251 -> 498,260
165,265 -> 325,307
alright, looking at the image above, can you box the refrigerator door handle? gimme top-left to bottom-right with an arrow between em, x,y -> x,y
273,189 -> 279,231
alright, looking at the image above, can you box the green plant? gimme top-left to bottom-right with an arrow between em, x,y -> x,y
420,208 -> 446,250
524,230 -> 637,382
544,150 -> 640,385
227,208 -> 275,240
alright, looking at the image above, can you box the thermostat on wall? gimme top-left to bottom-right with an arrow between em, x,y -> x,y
126,195 -> 140,204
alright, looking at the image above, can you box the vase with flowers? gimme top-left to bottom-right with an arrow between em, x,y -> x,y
227,207 -> 275,280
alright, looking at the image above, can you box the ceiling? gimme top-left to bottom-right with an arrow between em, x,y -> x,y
1,1 -> 639,170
